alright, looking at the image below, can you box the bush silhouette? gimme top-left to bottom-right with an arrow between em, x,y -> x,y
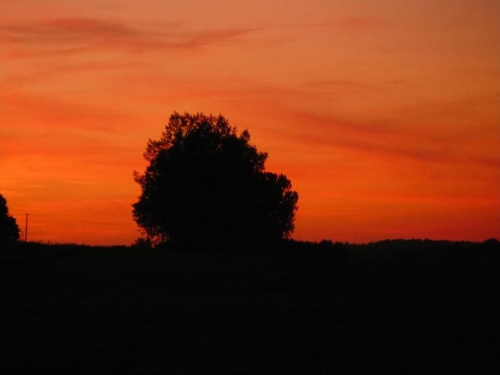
132,112 -> 299,247
0,193 -> 20,243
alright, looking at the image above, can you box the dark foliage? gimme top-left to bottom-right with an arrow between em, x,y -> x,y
132,112 -> 299,247
0,193 -> 20,243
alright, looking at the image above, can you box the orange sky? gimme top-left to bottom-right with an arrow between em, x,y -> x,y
1,0 -> 499,245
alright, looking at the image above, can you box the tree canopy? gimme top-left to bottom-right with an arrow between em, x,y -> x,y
132,112 -> 298,248
0,193 -> 20,243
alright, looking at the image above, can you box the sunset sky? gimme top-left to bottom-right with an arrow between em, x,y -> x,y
1,0 -> 499,245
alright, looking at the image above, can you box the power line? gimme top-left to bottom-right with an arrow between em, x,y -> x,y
16,213 -> 132,227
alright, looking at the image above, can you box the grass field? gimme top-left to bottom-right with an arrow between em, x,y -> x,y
1,239 -> 499,374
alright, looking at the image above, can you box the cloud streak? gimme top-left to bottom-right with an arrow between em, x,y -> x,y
302,80 -> 379,91
0,93 -> 137,132
316,16 -> 392,32
1,17 -> 259,58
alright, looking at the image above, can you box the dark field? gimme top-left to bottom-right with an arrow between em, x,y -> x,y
1,239 -> 499,374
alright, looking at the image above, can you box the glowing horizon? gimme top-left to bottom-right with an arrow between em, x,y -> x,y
1,0 -> 499,245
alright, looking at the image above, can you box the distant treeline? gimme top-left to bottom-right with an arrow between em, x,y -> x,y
2,237 -> 498,255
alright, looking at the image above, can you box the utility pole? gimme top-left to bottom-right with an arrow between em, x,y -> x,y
25,213 -> 28,242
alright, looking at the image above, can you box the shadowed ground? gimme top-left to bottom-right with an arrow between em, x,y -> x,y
1,240 -> 499,374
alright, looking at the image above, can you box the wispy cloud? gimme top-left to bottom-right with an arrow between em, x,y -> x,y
297,16 -> 392,32
282,111 -> 452,162
0,93 -> 136,132
242,98 -> 497,171
303,80 -> 379,91
4,18 -> 137,42
1,17 -> 259,58
324,16 -> 391,31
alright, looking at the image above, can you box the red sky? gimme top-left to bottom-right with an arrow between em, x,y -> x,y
1,0 -> 499,245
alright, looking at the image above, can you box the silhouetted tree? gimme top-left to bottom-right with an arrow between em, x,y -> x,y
132,112 -> 299,248
0,193 -> 20,243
